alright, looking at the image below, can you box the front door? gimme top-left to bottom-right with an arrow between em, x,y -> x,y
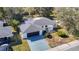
42,30 -> 47,35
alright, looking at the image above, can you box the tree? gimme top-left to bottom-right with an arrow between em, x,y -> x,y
34,7 -> 54,19
8,19 -> 20,29
22,7 -> 54,19
0,7 -> 6,19
54,7 -> 79,36
23,7 -> 36,17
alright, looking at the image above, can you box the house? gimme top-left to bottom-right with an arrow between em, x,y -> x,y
19,17 -> 57,39
0,26 -> 13,38
0,21 -> 4,27
0,20 -> 6,27
0,21 -> 13,45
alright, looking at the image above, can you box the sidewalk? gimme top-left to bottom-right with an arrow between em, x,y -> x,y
47,40 -> 79,51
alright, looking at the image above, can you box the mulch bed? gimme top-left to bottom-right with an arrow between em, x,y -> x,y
46,36 -> 75,48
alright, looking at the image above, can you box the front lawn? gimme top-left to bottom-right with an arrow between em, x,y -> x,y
46,29 -> 76,48
12,39 -> 30,51
9,27 -> 30,51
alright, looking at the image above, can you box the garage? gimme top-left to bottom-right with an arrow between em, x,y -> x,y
27,31 -> 39,37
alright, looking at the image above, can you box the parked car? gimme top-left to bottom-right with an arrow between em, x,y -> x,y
0,44 -> 9,51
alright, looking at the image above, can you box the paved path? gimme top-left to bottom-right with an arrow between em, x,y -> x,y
66,45 -> 79,51
47,40 -> 79,51
27,39 -> 50,51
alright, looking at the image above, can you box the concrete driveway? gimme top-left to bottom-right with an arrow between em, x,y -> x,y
27,39 -> 50,51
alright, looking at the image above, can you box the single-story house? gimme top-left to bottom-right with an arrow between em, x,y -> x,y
0,26 -> 13,38
0,21 -> 13,45
19,17 -> 57,39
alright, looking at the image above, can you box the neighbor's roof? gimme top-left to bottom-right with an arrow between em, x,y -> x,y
0,21 -> 4,27
0,26 -> 13,38
19,17 -> 56,33
19,20 -> 32,33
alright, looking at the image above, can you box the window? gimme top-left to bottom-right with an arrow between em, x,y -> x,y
42,26 -> 43,28
45,25 -> 47,27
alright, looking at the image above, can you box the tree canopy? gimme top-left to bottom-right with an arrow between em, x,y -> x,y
54,7 -> 79,36
1,7 -> 79,36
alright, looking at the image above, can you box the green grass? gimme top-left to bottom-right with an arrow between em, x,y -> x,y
12,39 -> 30,51
57,29 -> 69,38
11,31 -> 30,51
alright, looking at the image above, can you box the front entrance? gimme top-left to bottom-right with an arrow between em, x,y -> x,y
27,31 -> 39,37
42,30 -> 47,35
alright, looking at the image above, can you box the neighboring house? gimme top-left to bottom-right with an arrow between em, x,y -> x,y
0,20 -> 6,27
0,21 -> 4,27
19,17 -> 57,39
0,21 -> 13,45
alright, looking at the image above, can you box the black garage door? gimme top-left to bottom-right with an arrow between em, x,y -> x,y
27,31 -> 39,37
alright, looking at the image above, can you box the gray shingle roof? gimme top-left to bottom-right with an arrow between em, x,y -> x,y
24,24 -> 44,33
33,17 -> 56,26
19,23 -> 44,33
0,21 -> 3,27
0,26 -> 13,38
19,17 -> 56,33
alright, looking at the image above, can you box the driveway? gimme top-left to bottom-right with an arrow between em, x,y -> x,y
27,39 -> 50,51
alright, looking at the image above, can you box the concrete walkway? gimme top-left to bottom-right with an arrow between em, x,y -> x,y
47,40 -> 79,51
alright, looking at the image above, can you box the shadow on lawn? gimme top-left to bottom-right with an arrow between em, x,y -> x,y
10,33 -> 22,50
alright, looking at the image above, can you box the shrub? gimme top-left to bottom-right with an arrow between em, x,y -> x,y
74,31 -> 79,37
57,25 -> 62,29
57,29 -> 69,38
44,33 -> 52,39
8,19 -> 20,30
47,34 -> 52,39
53,25 -> 62,32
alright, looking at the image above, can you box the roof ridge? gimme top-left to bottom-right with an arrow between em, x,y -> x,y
23,23 -> 43,33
